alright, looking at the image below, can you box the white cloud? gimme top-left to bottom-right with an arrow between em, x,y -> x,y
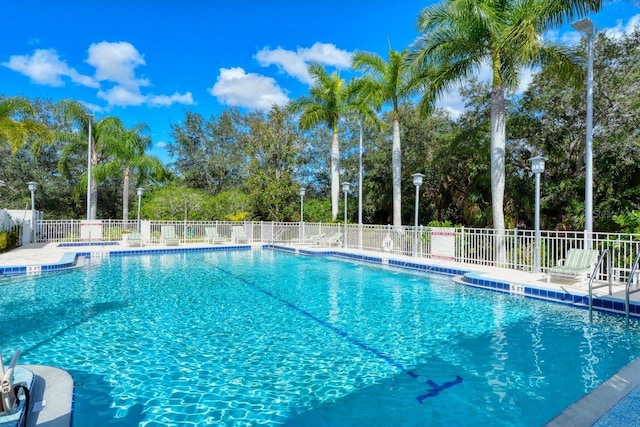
300,43 -> 352,68
2,49 -> 98,87
604,14 -> 640,39
436,87 -> 465,119
517,67 -> 537,94
86,41 -> 149,89
83,41 -> 192,108
80,101 -> 105,113
156,141 -> 167,148
87,41 -> 149,107
148,92 -> 194,107
209,67 -> 289,110
98,86 -> 146,106
256,47 -> 311,83
255,42 -> 352,84
545,28 -> 581,45
3,41 -> 193,109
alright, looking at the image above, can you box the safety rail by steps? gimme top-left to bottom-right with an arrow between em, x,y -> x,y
625,252 -> 640,327
589,249 -> 612,322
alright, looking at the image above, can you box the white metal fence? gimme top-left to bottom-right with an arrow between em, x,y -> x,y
33,219 -> 640,282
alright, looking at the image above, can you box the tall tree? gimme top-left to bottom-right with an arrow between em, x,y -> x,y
242,105 -> 299,221
410,0 -> 602,261
168,109 -> 246,193
352,48 -> 418,227
288,63 -> 360,220
515,27 -> 640,231
0,96 -> 53,153
96,123 -> 165,221
56,100 -> 124,219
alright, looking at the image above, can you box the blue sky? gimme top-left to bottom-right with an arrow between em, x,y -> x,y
2,1 -> 639,164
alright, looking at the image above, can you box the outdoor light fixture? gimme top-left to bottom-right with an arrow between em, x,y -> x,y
530,156 -> 546,273
0,180 -> 5,187
136,187 -> 144,232
27,181 -> 38,243
572,17 -> 595,246
412,173 -> 425,257
86,114 -> 94,220
299,187 -> 306,241
342,182 -> 351,248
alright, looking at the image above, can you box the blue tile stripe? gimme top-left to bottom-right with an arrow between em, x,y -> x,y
461,271 -> 640,318
58,242 -> 120,247
267,244 -> 640,320
210,262 -> 462,402
0,245 -> 252,276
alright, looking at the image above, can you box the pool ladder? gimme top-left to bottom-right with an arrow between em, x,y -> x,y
586,249 -> 640,327
625,252 -> 640,327
588,249 -> 612,322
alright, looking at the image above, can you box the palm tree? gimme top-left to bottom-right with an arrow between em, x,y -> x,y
97,123 -> 165,221
288,63 -> 361,220
57,100 -> 128,219
0,96 -> 53,153
409,0 -> 602,261
352,48 -> 418,227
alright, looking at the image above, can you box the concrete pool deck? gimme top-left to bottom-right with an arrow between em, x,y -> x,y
1,241 -> 640,425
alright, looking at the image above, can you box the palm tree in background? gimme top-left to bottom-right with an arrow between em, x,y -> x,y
57,100 -> 123,219
288,63 -> 362,220
352,48 -> 419,227
96,123 -> 166,221
409,0 -> 602,261
0,96 -> 53,153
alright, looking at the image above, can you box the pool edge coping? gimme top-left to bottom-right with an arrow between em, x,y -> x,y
544,358 -> 640,426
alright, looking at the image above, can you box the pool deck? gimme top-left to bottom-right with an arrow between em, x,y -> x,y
2,241 -> 640,425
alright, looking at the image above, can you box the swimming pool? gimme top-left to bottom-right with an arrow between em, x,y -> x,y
2,248 -> 640,426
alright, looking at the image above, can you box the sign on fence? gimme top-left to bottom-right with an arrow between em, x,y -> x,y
431,227 -> 456,260
81,220 -> 103,241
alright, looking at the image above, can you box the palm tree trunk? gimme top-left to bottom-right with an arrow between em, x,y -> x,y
331,132 -> 340,220
392,118 -> 402,227
122,166 -> 130,221
491,84 -> 506,265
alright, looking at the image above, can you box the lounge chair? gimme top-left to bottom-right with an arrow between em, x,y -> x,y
161,226 -> 180,246
317,232 -> 342,247
205,227 -> 227,244
231,226 -> 249,244
547,248 -> 599,285
292,232 -> 326,244
126,232 -> 144,247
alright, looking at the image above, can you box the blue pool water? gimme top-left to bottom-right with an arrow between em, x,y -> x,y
1,249 -> 640,426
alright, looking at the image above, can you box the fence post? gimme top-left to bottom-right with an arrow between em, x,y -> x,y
513,228 -> 518,270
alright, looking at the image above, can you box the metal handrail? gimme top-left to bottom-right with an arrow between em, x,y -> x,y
588,249 -> 612,322
625,252 -> 640,327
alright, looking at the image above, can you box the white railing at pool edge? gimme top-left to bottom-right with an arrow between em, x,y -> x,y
32,219 -> 640,283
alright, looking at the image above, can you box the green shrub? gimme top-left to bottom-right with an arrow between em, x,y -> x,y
0,226 -> 22,253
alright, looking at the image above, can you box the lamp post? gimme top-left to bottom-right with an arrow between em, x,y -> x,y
86,114 -> 94,220
530,156 -> 546,273
27,181 -> 37,243
136,187 -> 144,232
412,173 -> 425,257
572,17 -> 595,247
342,182 -> 350,249
299,187 -> 306,241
